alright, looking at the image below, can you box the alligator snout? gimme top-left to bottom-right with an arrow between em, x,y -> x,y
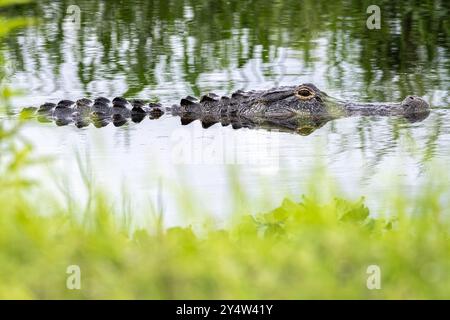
401,96 -> 430,113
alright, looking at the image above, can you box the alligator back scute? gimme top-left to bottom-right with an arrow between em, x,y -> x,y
180,96 -> 202,114
200,94 -> 218,103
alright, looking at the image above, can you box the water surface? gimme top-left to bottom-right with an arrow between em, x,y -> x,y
2,0 -> 450,224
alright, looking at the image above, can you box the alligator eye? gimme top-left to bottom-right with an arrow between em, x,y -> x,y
295,87 -> 315,100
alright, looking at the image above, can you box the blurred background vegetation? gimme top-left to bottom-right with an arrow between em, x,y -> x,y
0,0 -> 448,101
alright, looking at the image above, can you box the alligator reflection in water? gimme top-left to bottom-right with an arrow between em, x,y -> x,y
179,112 -> 430,135
178,112 -> 329,135
25,106 -> 431,136
26,105 -> 330,135
20,83 -> 431,135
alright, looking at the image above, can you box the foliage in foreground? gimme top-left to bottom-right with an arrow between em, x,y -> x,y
1,183 -> 450,299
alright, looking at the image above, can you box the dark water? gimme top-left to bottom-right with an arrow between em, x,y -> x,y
1,0 -> 450,224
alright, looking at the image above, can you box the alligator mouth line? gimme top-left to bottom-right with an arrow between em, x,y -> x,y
263,109 -> 299,119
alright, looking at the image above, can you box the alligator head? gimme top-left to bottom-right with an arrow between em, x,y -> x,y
246,83 -> 344,120
254,83 -> 429,120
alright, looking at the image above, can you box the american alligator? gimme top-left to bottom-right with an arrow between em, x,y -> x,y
20,83 -> 430,135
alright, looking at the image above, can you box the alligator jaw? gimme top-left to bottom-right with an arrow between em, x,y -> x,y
263,108 -> 298,119
343,101 -> 404,116
343,95 -> 430,117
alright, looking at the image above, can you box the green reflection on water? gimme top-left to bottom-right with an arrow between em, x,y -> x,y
1,0 -> 448,104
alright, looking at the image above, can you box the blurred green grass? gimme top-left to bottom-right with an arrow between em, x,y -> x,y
1,176 -> 450,299
1,0 -> 450,300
